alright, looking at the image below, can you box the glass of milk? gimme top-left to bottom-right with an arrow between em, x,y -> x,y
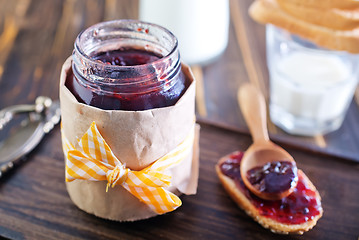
139,0 -> 229,65
267,25 -> 359,136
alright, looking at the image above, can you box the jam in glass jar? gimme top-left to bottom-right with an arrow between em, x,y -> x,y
66,20 -> 189,111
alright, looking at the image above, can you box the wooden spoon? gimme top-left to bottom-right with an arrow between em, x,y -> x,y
238,83 -> 298,200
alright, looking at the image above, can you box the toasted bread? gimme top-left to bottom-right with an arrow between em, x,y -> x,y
216,152 -> 323,234
279,0 -> 359,9
277,0 -> 359,30
249,0 -> 359,53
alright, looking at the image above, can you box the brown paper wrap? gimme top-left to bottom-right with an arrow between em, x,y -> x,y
60,57 -> 199,221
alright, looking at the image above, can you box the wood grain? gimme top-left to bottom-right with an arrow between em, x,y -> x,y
0,0 -> 358,239
192,65 -> 208,117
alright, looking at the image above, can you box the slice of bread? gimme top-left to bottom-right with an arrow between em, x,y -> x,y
249,0 -> 359,53
277,0 -> 359,30
216,152 -> 323,234
279,0 -> 359,9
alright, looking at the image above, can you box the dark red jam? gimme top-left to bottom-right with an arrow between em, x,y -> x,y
247,161 -> 298,194
66,48 -> 188,111
93,48 -> 162,66
220,151 -> 322,224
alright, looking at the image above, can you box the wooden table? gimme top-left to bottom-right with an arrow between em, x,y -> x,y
0,0 -> 358,239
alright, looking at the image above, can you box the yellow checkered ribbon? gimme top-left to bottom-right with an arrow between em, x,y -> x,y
61,122 -> 194,214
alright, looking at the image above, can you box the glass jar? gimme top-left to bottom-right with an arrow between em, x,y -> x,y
267,25 -> 359,136
66,20 -> 188,111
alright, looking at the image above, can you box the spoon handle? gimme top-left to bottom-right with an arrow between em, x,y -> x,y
238,83 -> 269,143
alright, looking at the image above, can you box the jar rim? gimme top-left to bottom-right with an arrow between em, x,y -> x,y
74,19 -> 179,71
72,19 -> 183,95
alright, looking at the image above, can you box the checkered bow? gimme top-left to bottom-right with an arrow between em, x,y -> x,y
62,122 -> 194,214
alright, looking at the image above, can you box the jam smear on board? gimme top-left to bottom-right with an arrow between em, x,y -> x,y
246,161 -> 298,194
220,151 -> 322,224
66,48 -> 188,111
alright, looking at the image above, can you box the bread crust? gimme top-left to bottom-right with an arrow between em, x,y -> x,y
277,0 -> 359,30
280,0 -> 359,9
215,153 -> 323,234
249,0 -> 359,53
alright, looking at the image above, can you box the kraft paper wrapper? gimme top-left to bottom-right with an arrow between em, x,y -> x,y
60,57 -> 199,221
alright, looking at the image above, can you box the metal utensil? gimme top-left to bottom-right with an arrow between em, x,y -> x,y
0,97 -> 61,177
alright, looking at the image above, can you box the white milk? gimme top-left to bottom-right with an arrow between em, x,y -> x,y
270,52 -> 358,134
266,25 -> 359,135
139,0 -> 229,65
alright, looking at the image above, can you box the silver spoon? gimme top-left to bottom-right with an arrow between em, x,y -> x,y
0,96 -> 61,177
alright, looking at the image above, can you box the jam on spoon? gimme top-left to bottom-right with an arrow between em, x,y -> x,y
246,160 -> 298,194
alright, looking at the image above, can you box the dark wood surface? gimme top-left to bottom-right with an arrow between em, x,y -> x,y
0,123 -> 358,240
0,0 -> 358,239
